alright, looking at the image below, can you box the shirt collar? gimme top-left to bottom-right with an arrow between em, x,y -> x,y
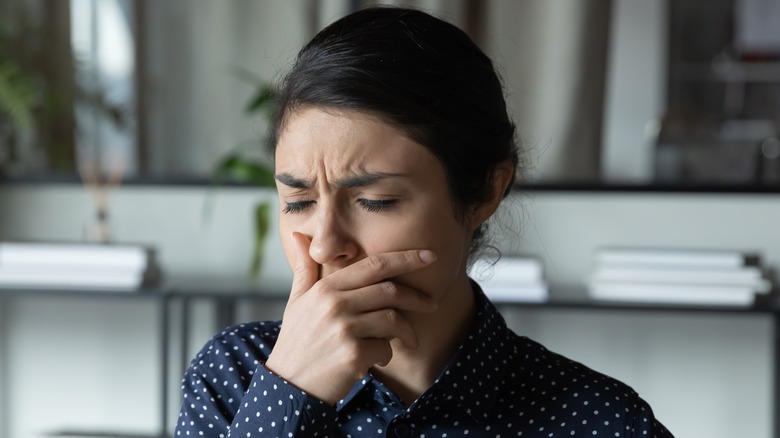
336,376 -> 371,411
429,280 -> 512,423
336,280 -> 513,424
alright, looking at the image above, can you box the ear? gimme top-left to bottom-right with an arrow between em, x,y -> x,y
467,160 -> 515,231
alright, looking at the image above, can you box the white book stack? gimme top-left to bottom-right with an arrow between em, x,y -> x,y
0,242 -> 159,292
469,257 -> 548,303
587,247 -> 773,306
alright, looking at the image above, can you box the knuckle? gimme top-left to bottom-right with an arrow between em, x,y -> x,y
319,296 -> 346,323
309,281 -> 327,297
293,262 -> 308,277
333,317 -> 353,338
343,346 -> 365,374
378,281 -> 397,296
323,302 -> 341,321
383,309 -> 399,323
312,281 -> 342,307
333,299 -> 349,316
365,255 -> 388,272
404,250 -> 419,265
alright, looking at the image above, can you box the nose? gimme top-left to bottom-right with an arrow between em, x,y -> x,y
308,203 -> 359,268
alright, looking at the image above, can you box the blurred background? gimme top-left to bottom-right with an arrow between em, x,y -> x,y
0,0 -> 779,437
1,0 -> 779,186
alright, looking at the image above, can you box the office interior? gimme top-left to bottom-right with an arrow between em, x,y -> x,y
1,1 -> 779,437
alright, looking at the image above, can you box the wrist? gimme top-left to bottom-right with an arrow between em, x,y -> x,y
262,361 -> 339,406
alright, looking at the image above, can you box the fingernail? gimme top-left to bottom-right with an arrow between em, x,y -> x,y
419,250 -> 437,263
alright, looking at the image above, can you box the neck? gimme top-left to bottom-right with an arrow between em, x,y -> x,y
372,275 -> 476,407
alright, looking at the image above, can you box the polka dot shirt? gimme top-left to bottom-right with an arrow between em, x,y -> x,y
175,285 -> 673,437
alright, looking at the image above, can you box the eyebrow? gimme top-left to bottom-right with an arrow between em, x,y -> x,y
274,173 -> 311,189
274,172 -> 408,189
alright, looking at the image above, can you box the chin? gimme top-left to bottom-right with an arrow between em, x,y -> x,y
392,263 -> 460,303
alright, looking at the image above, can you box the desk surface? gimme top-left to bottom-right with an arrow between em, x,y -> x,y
2,278 -> 776,316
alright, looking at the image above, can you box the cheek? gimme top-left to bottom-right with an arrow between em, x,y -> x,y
357,217 -> 417,254
370,206 -> 470,297
355,211 -> 442,255
397,199 -> 468,255
277,215 -> 298,271
404,219 -> 470,289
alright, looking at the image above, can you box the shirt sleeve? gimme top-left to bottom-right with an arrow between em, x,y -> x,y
652,420 -> 674,438
226,365 -> 339,438
176,363 -> 233,436
627,397 -> 675,438
174,329 -> 341,438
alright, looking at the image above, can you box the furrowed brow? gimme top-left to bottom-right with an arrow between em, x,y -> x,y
274,173 -> 312,189
337,172 -> 407,188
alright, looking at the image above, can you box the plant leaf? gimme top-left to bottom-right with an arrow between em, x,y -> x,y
0,59 -> 37,130
213,154 -> 275,187
245,84 -> 276,120
249,201 -> 272,279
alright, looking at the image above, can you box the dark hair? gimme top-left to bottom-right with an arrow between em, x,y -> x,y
271,6 -> 520,258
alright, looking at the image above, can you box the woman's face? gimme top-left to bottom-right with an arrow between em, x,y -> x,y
274,106 -> 476,302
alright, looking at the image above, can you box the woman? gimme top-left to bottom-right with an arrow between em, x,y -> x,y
175,7 -> 672,437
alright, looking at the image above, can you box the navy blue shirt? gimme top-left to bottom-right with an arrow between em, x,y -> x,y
175,286 -> 672,437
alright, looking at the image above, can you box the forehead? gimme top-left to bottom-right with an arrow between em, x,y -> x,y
274,107 -> 435,177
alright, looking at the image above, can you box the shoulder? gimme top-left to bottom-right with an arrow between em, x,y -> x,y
508,333 -> 640,402
510,334 -> 623,384
505,334 -> 668,436
176,321 -> 286,432
186,320 -> 280,382
199,320 -> 281,355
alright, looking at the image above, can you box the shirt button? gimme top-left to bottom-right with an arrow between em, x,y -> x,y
393,422 -> 413,438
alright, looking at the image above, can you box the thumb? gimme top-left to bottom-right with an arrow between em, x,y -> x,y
289,231 -> 319,302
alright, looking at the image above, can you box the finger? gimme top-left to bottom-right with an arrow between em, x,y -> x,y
327,249 -> 437,291
289,232 -> 319,302
361,338 -> 394,368
352,308 -> 419,351
346,281 -> 438,314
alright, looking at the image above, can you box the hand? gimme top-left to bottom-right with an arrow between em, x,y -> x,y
264,232 -> 438,405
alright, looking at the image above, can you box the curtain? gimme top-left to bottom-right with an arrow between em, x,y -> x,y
136,0 -> 612,182
484,0 -> 611,183
366,0 -> 612,183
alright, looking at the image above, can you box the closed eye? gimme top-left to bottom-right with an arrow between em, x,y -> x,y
283,200 -> 315,214
358,198 -> 397,213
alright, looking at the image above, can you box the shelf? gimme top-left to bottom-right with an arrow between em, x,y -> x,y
5,174 -> 780,194
47,431 -> 167,438
519,181 -> 780,194
676,61 -> 780,83
3,282 -> 776,315
163,278 -> 780,315
4,281 -> 780,438
494,295 -> 777,315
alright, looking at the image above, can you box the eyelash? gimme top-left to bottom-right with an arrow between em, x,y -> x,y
282,199 -> 397,214
358,198 -> 397,212
282,200 -> 314,214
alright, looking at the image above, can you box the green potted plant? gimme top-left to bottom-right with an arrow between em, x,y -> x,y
0,54 -> 37,170
0,12 -> 127,176
207,80 -> 277,279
